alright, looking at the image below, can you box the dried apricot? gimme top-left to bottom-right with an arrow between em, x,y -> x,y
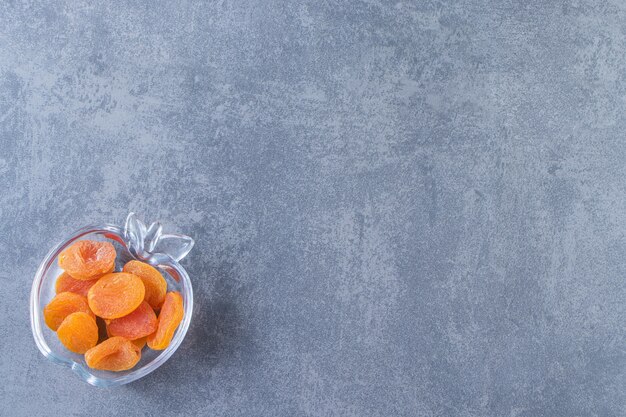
59,240 -> 116,280
147,292 -> 183,350
57,312 -> 98,354
84,336 -> 141,371
87,272 -> 145,319
107,301 -> 157,340
55,272 -> 99,297
44,292 -> 94,331
122,261 -> 167,310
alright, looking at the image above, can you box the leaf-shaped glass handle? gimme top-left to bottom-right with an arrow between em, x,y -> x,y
124,213 -> 147,255
153,234 -> 194,262
145,221 -> 163,253
124,213 -> 194,262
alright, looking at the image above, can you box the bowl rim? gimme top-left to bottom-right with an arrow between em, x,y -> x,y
30,223 -> 193,387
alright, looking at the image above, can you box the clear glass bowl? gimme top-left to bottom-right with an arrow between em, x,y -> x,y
30,213 -> 194,387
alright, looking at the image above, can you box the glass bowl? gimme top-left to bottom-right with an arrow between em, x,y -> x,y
30,213 -> 194,387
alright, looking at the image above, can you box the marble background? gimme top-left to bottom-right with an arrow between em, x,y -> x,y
1,1 -> 624,416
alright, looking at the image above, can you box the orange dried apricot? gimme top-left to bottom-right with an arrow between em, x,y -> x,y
59,240 -> 116,280
84,336 -> 141,371
122,261 -> 167,310
44,292 -> 94,331
107,301 -> 157,340
55,272 -> 99,297
57,312 -> 98,354
87,272 -> 145,319
147,292 -> 183,350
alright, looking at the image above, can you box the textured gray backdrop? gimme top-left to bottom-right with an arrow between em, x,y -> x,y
1,1 -> 625,416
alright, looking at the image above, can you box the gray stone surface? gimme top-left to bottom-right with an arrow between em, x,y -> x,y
1,0 -> 624,415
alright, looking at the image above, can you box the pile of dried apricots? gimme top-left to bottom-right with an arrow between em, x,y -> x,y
43,240 -> 183,371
